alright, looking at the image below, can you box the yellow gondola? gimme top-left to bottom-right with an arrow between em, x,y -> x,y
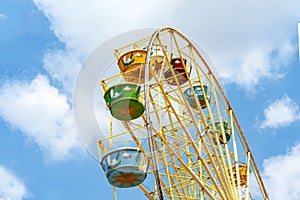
117,49 -> 151,83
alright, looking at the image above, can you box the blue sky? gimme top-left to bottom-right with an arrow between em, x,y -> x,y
0,0 -> 300,199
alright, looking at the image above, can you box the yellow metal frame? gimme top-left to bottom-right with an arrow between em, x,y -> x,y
96,27 -> 269,200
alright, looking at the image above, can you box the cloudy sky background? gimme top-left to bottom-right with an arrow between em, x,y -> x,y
0,0 -> 300,199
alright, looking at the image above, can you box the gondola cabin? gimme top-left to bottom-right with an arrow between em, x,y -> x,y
184,85 -> 209,109
164,58 -> 188,85
231,165 -> 248,186
117,50 -> 151,83
150,45 -> 166,72
209,121 -> 231,144
103,83 -> 145,121
100,147 -> 147,188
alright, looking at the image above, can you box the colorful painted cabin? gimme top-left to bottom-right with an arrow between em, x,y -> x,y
117,49 -> 151,83
103,83 -> 145,121
149,45 -> 166,72
231,165 -> 248,186
164,58 -> 188,85
100,147 -> 147,188
208,121 -> 231,144
184,85 -> 209,109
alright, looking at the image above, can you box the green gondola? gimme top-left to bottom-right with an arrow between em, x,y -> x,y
104,83 -> 145,120
209,121 -> 231,144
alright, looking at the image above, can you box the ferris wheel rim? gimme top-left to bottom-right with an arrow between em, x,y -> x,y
143,27 -> 269,199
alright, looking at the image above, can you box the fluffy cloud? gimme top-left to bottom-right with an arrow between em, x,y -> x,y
42,49 -> 81,94
32,0 -> 300,92
0,166 -> 27,200
33,0 -> 182,92
262,142 -> 300,200
0,75 -> 81,161
188,1 -> 299,90
33,0 -> 181,54
260,95 -> 300,129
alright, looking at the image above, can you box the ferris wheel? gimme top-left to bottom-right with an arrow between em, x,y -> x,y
74,27 -> 269,200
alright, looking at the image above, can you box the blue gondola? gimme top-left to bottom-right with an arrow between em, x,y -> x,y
184,85 -> 209,109
100,147 -> 147,188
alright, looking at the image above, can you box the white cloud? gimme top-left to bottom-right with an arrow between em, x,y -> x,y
42,49 -> 81,94
0,75 -> 81,161
0,14 -> 6,21
32,0 -> 300,92
262,142 -> 300,200
260,95 -> 300,129
33,0 -> 182,92
180,1 -> 299,91
0,166 -> 27,200
33,0 -> 180,54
